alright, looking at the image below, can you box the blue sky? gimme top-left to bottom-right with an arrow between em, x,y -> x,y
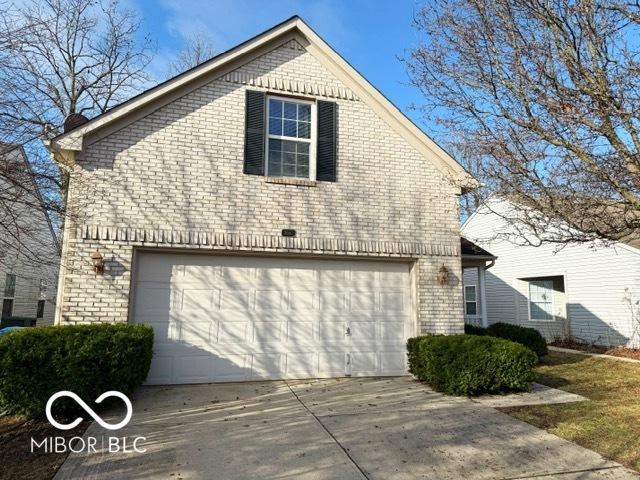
134,0 -> 435,134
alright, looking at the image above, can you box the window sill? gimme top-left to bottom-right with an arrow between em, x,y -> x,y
264,176 -> 317,187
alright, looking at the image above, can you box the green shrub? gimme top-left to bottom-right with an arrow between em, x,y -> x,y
464,323 -> 487,336
486,322 -> 548,357
0,323 -> 153,416
407,334 -> 537,396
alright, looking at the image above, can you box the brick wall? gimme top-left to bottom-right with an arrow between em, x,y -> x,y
60,39 -> 464,334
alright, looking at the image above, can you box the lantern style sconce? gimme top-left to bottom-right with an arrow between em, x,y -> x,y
437,265 -> 449,286
91,249 -> 104,274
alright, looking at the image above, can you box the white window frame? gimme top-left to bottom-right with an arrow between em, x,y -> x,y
528,279 -> 555,322
265,95 -> 317,180
2,273 -> 16,318
464,284 -> 478,316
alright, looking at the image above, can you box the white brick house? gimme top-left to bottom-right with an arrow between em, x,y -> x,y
46,17 -> 476,384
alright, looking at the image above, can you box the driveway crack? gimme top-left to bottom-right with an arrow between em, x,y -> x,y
284,380 -> 370,480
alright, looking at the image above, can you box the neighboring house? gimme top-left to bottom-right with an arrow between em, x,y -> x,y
46,16 -> 478,385
462,198 -> 640,347
0,143 -> 60,325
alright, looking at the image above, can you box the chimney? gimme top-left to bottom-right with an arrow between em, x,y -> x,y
63,113 -> 89,133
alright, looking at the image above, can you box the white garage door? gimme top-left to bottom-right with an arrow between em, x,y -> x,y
132,252 -> 414,385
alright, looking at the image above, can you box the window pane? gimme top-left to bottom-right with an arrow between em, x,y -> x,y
465,286 -> 476,302
530,302 -> 552,320
283,102 -> 297,119
2,298 -> 13,319
36,299 -> 45,319
269,99 -> 282,117
283,163 -> 296,177
267,138 -> 311,179
298,122 -> 310,139
269,117 -> 282,136
283,120 -> 297,137
466,302 -> 477,315
298,104 -> 311,122
4,274 -> 16,298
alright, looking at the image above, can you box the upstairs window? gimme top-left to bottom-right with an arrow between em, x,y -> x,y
243,90 -> 336,182
266,97 -> 315,179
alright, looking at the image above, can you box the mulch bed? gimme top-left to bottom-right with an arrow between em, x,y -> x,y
550,338 -> 640,360
0,415 -> 90,480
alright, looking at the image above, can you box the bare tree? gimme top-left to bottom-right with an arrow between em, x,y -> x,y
406,0 -> 640,246
168,33 -> 216,77
0,0 -> 152,266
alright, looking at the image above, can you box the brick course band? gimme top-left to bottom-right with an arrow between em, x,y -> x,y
76,224 -> 460,257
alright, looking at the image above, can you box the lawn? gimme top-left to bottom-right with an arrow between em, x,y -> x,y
500,351 -> 640,472
0,415 -> 89,480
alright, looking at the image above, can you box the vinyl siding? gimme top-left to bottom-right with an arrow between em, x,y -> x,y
462,200 -> 640,347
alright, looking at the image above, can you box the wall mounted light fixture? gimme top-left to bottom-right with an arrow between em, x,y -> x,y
437,265 -> 449,286
91,249 -> 104,274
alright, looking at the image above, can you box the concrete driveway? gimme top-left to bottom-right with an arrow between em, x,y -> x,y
55,377 -> 638,480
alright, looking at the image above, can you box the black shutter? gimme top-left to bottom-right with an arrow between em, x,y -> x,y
243,90 -> 266,175
316,100 -> 337,182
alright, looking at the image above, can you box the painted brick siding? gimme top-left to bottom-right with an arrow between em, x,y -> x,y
59,39 -> 464,334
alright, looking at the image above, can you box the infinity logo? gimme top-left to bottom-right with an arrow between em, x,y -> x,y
45,391 -> 133,431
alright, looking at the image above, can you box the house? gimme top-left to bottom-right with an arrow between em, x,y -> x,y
46,16 -> 480,384
0,143 -> 59,325
462,198 -> 640,347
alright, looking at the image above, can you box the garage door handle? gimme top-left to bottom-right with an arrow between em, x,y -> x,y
346,327 -> 351,336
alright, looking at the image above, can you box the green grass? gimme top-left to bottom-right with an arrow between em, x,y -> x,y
500,351 -> 640,471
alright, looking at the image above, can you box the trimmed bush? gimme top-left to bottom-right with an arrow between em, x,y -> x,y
407,334 -> 537,396
464,323 -> 487,336
0,323 -> 153,416
486,322 -> 548,357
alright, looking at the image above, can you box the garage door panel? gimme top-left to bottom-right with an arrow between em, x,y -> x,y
251,353 -> 284,379
285,352 -> 319,377
318,352 -> 347,375
350,291 -> 377,311
218,321 -> 250,344
177,321 -> 215,347
252,321 -> 284,343
135,286 -> 172,312
288,290 -> 315,310
380,291 -> 406,312
379,351 -> 407,374
174,354 -> 212,384
350,351 -> 378,375
287,321 -> 316,344
319,322 -> 348,343
134,253 -> 413,384
380,322 -> 406,343
350,322 -> 377,345
220,290 -> 251,310
214,354 -> 249,380
255,290 -> 283,311
319,291 -> 346,312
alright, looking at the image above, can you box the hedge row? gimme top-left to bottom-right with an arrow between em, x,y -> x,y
407,334 -> 537,396
464,322 -> 548,357
0,324 -> 153,416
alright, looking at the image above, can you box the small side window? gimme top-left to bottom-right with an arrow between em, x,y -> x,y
36,299 -> 45,319
464,285 -> 477,315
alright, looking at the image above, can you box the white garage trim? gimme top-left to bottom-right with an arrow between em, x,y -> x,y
131,250 -> 415,385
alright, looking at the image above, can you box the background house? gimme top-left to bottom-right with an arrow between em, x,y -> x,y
462,198 -> 640,347
0,143 -> 60,325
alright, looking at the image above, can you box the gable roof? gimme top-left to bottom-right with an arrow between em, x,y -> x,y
45,16 -> 476,191
0,143 -> 60,252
